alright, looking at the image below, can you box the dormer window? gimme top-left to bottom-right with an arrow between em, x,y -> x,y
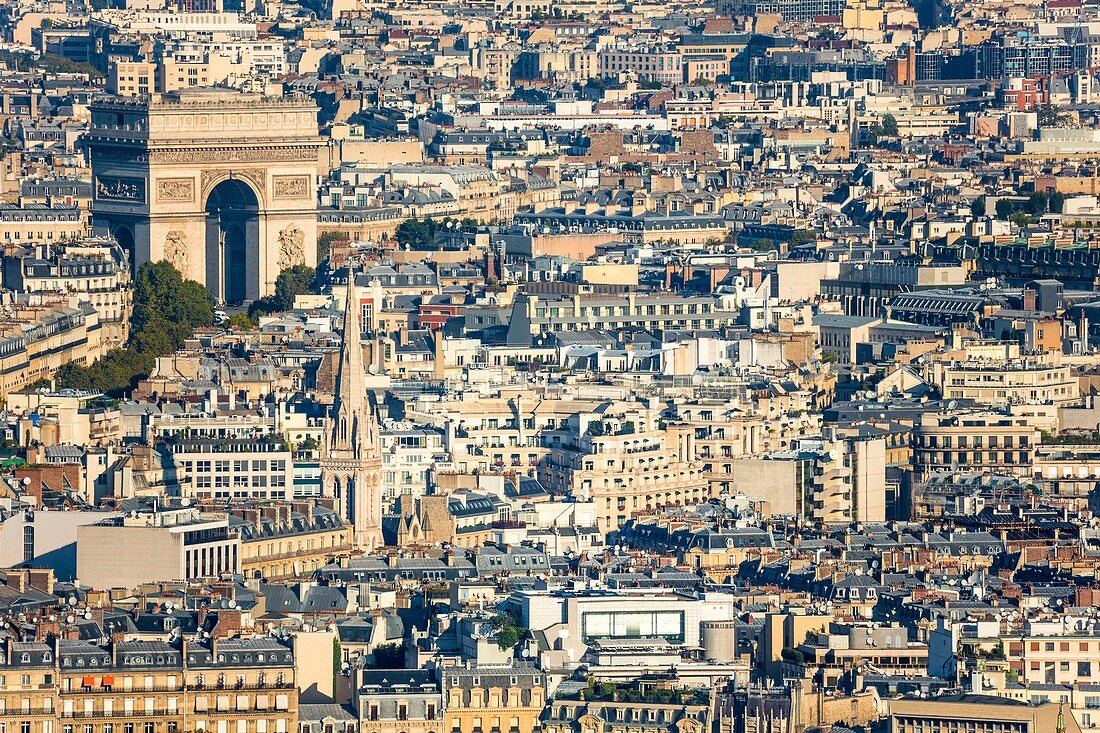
42,653 -> 51,662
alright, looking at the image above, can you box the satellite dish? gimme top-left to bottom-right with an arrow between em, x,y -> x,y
180,498 -> 191,507
22,477 -> 30,486
947,400 -> 958,410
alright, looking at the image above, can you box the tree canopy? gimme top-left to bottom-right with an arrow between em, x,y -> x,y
57,261 -> 214,396
394,217 -> 476,251
248,265 -> 317,318
881,113 -> 899,138
316,231 -> 346,263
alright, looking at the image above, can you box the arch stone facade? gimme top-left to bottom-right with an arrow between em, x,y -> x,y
87,89 -> 323,302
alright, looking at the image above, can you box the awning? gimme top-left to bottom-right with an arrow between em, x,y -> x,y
102,675 -> 114,686
82,676 -> 95,687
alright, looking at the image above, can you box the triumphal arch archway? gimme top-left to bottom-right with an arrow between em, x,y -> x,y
87,90 -> 323,304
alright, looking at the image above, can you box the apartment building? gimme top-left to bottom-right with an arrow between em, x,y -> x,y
108,60 -> 155,96
0,640 -> 57,733
380,424 -> 449,503
0,636 -> 297,733
730,435 -> 887,524
57,637 -> 295,733
230,503 -> 352,580
912,411 -> 1040,480
1032,443 -> 1100,500
886,696 -> 1080,733
403,395 -> 548,478
76,505 -> 240,589
672,399 -> 823,494
161,436 -> 295,502
355,669 -> 443,733
539,405 -> 707,532
158,41 -> 286,91
0,302 -> 107,398
505,292 -> 740,346
816,315 -> 946,365
3,239 -> 132,346
513,587 -> 736,664
543,695 -> 711,733
597,47 -> 683,84
931,359 -> 1080,406
441,664 -> 545,733
0,203 -> 85,244
1009,623 -> 1100,686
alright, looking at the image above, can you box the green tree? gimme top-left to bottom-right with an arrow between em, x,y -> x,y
40,53 -> 102,77
228,313 -> 256,330
369,643 -> 405,669
971,197 -> 986,217
789,229 -> 815,246
57,261 -> 212,396
865,122 -> 883,146
1049,191 -> 1066,213
491,612 -> 527,651
133,260 -> 214,347
316,231 -> 345,262
1027,192 -> 1048,216
274,265 -> 317,310
394,217 -> 434,250
249,265 -> 317,317
1038,104 -> 1076,129
881,113 -> 899,137
995,199 -> 1015,220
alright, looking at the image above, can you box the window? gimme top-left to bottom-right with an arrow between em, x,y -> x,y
22,525 -> 33,563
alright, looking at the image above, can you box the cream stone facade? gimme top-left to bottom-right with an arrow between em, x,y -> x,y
87,89 -> 324,303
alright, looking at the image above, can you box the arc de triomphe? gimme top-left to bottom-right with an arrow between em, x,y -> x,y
87,90 -> 323,304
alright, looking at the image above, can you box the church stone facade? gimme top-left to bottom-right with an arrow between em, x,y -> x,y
87,89 -> 323,303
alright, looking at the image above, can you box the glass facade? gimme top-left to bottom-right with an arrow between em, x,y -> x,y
580,610 -> 685,644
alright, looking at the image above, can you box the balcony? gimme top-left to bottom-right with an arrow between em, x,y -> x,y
0,708 -> 54,717
67,684 -> 183,694
187,681 -> 293,691
64,709 -> 172,719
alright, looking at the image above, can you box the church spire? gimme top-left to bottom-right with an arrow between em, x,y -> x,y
323,265 -> 383,550
333,265 -> 369,456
